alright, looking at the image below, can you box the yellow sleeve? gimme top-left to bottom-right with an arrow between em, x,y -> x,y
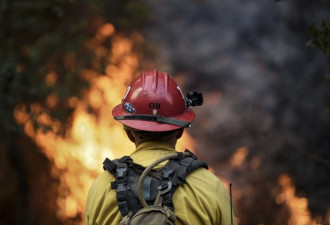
215,179 -> 237,225
172,168 -> 237,225
83,171 -> 122,225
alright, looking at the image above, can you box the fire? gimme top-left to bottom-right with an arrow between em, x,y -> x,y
276,174 -> 322,225
13,22 -> 195,223
100,23 -> 115,36
230,146 -> 249,167
45,72 -> 58,87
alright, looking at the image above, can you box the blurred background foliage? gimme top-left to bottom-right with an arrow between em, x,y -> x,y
0,0 -> 149,224
0,0 -> 148,134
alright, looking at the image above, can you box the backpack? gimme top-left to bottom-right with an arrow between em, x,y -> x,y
103,149 -> 208,225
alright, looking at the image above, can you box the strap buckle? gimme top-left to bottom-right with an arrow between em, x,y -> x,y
157,181 -> 172,195
116,164 -> 127,178
158,169 -> 173,195
116,183 -> 127,202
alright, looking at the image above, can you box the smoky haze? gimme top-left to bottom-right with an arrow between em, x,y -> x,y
142,0 -> 330,224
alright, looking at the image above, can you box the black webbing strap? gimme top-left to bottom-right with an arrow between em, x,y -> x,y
103,158 -> 117,174
116,156 -> 135,216
159,150 -> 209,210
158,169 -> 175,210
157,156 -> 188,210
177,157 -> 195,184
116,162 -> 129,216
114,115 -> 191,128
118,156 -> 133,164
176,149 -> 204,184
103,156 -> 134,217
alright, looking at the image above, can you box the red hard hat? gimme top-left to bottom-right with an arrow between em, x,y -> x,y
112,69 -> 195,132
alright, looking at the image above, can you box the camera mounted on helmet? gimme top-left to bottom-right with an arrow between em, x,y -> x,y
185,90 -> 203,107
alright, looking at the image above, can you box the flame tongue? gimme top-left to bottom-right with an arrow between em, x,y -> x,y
276,174 -> 322,225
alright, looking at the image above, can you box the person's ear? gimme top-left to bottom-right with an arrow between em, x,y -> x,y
176,128 -> 184,139
125,129 -> 135,143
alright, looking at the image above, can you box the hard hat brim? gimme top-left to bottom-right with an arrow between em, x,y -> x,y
112,104 -> 195,132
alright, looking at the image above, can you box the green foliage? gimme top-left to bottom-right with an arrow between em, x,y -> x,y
0,0 -> 149,134
274,0 -> 330,112
307,21 -> 330,58
307,20 -> 330,111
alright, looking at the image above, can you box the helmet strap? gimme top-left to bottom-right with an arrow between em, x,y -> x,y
114,115 -> 191,128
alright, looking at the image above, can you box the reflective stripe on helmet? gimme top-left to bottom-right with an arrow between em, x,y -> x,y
114,115 -> 191,128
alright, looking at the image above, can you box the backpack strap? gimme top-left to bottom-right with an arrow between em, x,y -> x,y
103,156 -> 134,217
180,149 -> 208,182
103,156 -> 132,174
158,149 -> 208,211
158,168 -> 175,209
103,157 -> 118,174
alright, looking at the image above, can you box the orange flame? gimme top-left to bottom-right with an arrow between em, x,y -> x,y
230,146 -> 249,168
13,23 -> 195,223
276,174 -> 322,225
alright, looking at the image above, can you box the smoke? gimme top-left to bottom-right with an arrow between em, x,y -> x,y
142,0 -> 330,223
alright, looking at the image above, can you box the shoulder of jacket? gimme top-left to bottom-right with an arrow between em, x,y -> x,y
89,170 -> 115,193
185,167 -> 224,190
187,166 -> 217,178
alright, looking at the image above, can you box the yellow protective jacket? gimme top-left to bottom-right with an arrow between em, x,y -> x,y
84,141 -> 237,225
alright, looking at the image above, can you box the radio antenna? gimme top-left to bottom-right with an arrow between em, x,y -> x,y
230,183 -> 233,225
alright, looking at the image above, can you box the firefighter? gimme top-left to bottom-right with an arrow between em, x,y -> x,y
84,69 -> 237,225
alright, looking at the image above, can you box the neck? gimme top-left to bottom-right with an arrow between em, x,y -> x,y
135,139 -> 177,149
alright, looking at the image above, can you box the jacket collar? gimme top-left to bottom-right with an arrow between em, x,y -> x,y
131,141 -> 175,155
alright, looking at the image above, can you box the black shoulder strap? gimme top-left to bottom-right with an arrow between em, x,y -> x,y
183,149 -> 208,177
159,149 -> 208,211
103,158 -> 118,175
103,156 -> 134,217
